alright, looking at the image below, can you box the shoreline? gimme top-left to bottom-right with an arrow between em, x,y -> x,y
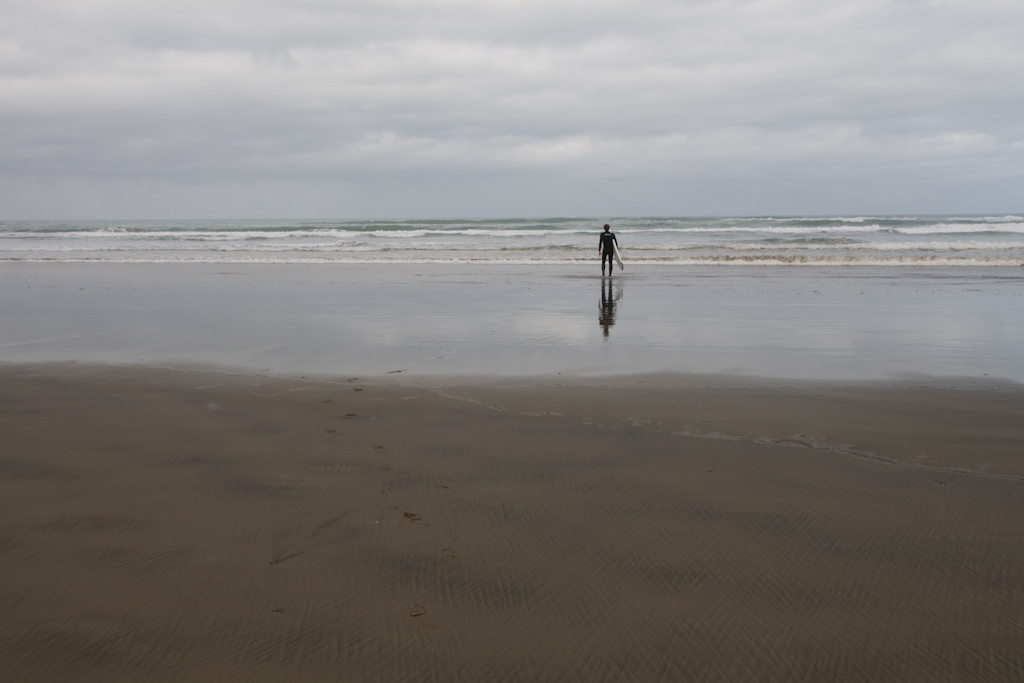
2,361 -> 1023,681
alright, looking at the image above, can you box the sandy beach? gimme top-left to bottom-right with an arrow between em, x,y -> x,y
2,262 -> 1023,681
2,362 -> 1023,682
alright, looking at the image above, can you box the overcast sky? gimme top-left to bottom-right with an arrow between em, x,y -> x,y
2,0 -> 1022,219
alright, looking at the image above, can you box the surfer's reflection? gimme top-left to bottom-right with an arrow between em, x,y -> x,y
599,279 -> 622,337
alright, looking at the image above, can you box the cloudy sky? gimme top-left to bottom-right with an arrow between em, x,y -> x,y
2,0 -> 1022,218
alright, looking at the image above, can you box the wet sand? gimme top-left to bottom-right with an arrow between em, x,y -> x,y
3,262 -> 1023,381
2,362 -> 1023,682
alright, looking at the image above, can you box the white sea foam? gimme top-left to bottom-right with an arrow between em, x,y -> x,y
4,254 -> 1022,266
3,215 -> 1023,266
626,241 -> 1024,252
895,223 -> 1024,234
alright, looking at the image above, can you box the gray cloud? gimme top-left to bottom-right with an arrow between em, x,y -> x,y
2,0 -> 1022,217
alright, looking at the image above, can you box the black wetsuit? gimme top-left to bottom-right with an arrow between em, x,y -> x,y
599,231 -> 618,274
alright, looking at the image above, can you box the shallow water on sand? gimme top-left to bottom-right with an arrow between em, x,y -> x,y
1,263 -> 1022,381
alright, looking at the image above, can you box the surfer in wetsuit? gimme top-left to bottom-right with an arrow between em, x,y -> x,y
599,224 -> 618,277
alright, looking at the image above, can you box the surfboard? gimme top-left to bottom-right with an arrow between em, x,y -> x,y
613,243 -> 623,270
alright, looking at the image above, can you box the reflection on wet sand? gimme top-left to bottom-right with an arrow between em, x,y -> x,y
2,263 -> 1022,380
599,278 -> 622,337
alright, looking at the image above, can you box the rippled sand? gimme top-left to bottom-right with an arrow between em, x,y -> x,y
2,363 -> 1022,682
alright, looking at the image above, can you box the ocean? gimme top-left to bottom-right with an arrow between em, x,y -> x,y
2,215 -> 1023,266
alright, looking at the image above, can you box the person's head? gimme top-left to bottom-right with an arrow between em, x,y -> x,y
603,224 -> 610,232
